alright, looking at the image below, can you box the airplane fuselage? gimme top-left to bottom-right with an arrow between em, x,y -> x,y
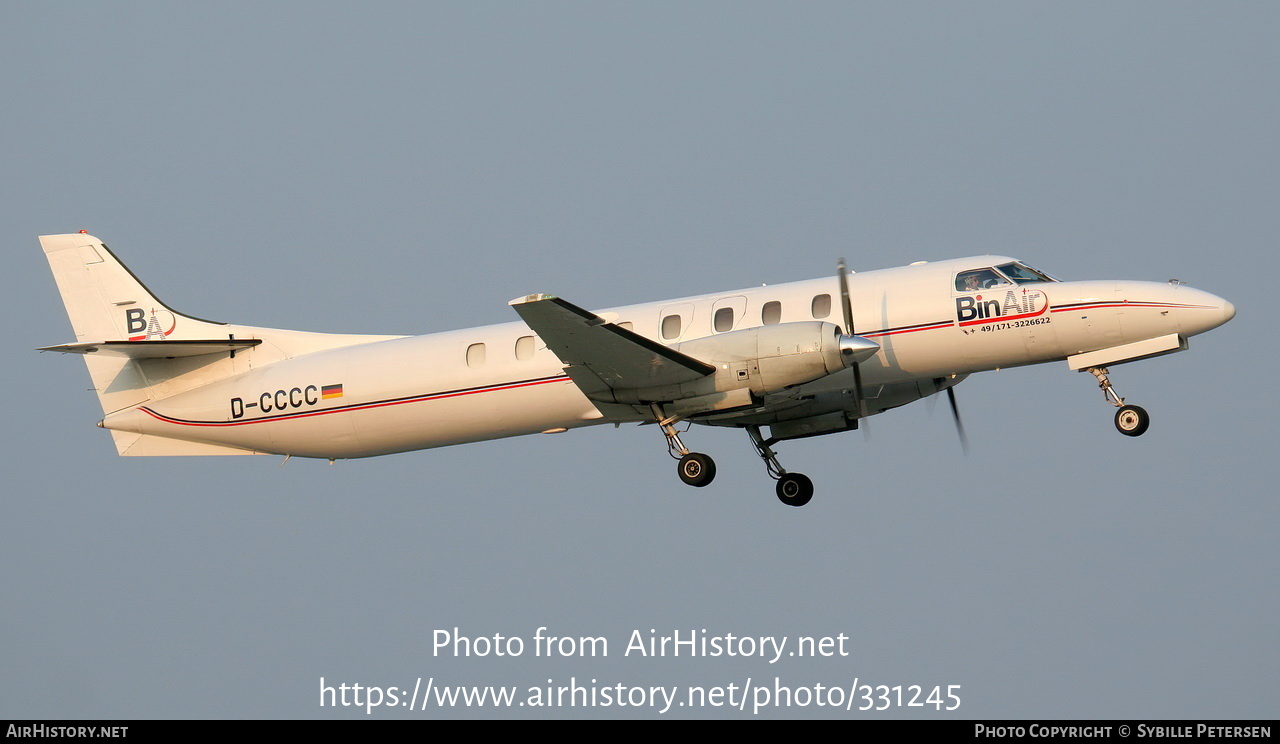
98,255 -> 1233,459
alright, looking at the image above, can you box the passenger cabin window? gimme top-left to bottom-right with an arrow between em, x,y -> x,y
811,294 -> 831,319
466,342 -> 486,368
661,314 -> 681,340
514,335 -> 534,361
955,269 -> 1010,292
762,301 -> 782,325
714,307 -> 734,332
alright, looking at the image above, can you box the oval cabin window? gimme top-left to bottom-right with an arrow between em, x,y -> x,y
661,314 -> 682,339
514,336 -> 534,361
811,294 -> 831,319
714,307 -> 734,332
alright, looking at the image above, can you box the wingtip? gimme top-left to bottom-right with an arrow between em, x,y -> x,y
508,293 -> 557,306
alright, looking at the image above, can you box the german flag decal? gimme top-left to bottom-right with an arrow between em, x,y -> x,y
321,384 -> 344,400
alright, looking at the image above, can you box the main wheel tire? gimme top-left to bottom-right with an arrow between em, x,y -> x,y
775,472 -> 814,507
1114,405 -> 1150,437
677,453 -> 716,487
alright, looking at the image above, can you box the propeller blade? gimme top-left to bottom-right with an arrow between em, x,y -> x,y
947,386 -> 969,454
837,257 -> 854,336
836,258 -> 867,419
852,362 -> 867,419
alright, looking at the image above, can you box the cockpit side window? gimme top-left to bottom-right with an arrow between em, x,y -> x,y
955,268 -> 1009,292
996,262 -> 1057,284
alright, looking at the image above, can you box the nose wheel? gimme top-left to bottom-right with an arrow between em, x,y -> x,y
1087,367 -> 1151,437
1114,405 -> 1150,437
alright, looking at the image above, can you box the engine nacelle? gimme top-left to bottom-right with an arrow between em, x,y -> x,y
608,322 -> 876,412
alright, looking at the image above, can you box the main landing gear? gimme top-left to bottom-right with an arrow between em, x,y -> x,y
650,405 -> 814,506
653,404 -> 717,488
677,452 -> 716,487
1086,366 -> 1150,437
748,425 -> 814,507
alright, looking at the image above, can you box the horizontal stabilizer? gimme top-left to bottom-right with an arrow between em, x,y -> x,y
38,339 -> 263,359
509,294 -> 714,399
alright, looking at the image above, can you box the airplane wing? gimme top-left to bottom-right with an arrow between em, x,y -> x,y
509,294 -> 714,400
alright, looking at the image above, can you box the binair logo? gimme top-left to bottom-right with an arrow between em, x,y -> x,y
955,288 -> 1048,326
125,307 -> 177,341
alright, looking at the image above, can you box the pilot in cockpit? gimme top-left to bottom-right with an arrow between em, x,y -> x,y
956,269 -> 1007,292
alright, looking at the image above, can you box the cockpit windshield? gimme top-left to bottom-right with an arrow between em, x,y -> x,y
996,262 -> 1057,284
955,268 -> 1010,292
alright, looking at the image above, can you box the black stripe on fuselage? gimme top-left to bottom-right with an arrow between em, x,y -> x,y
141,374 -> 572,427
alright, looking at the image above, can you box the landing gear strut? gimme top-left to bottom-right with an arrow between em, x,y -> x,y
1086,366 -> 1150,437
652,404 -> 716,487
747,425 -> 814,507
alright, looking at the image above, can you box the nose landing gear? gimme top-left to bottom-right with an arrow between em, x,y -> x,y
1114,405 -> 1150,437
1086,367 -> 1150,437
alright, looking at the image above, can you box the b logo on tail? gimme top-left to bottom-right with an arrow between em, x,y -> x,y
126,307 -> 177,341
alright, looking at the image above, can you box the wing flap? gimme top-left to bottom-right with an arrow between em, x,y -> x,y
509,295 -> 713,398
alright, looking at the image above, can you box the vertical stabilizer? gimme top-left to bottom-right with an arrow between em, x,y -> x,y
40,233 -> 230,342
40,233 -> 235,419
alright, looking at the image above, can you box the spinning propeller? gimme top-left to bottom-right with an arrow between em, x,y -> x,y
836,258 -> 868,420
946,384 -> 969,454
837,258 -> 967,452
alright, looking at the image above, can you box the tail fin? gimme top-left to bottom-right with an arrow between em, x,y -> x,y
39,233 -> 246,435
40,232 -> 230,343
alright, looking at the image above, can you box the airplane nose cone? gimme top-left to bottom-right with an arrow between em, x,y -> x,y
1172,287 -> 1235,337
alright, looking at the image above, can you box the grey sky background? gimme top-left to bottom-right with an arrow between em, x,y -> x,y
3,2 -> 1275,719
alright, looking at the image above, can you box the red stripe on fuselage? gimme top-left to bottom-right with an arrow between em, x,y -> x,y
1050,301 -> 1215,313
862,320 -> 953,338
139,376 -> 571,428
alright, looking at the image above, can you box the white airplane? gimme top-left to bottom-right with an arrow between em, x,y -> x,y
39,232 -> 1235,506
